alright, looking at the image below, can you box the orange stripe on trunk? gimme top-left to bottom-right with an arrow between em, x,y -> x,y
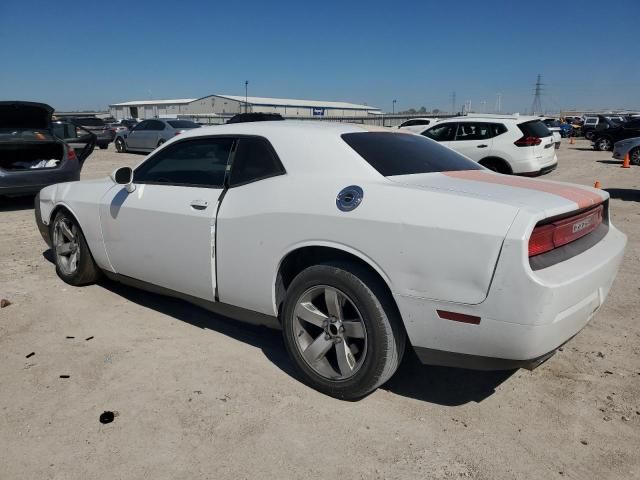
443,171 -> 603,209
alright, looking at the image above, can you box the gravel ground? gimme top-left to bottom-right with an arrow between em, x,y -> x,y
1,139 -> 639,480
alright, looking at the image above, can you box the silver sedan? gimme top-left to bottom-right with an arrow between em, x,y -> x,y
114,119 -> 200,153
612,137 -> 640,165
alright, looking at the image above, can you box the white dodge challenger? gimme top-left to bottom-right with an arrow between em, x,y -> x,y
35,121 -> 626,399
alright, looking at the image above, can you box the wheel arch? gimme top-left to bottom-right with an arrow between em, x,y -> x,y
273,243 -> 399,320
478,156 -> 513,174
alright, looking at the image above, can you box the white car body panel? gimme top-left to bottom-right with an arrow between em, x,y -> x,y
36,121 -> 626,367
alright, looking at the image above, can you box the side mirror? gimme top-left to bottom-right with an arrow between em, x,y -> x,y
111,166 -> 135,193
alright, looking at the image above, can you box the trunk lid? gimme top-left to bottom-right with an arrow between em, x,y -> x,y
388,170 -> 606,218
0,101 -> 54,131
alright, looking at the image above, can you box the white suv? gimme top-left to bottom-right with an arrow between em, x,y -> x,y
397,117 -> 440,133
417,115 -> 557,175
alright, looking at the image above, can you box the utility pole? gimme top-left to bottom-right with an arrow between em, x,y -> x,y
451,92 -> 456,114
531,74 -> 543,115
495,93 -> 502,113
392,99 -> 397,114
245,80 -> 249,114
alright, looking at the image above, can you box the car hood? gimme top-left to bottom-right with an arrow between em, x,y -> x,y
0,101 -> 54,130
388,170 -> 607,218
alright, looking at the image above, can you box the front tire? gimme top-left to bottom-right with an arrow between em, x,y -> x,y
51,210 -> 101,286
595,137 -> 612,151
115,137 -> 127,153
281,262 -> 406,400
98,143 -> 108,150
630,147 -> 640,166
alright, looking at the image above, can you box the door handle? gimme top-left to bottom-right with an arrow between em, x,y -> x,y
477,144 -> 488,148
190,200 -> 209,210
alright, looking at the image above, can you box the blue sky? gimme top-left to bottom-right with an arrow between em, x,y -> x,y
0,0 -> 638,113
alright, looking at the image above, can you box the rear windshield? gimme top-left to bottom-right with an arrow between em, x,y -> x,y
341,132 -> 482,177
518,120 -> 551,138
73,117 -> 105,127
167,120 -> 200,129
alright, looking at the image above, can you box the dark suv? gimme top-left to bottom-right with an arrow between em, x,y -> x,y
68,117 -> 114,149
592,119 -> 640,151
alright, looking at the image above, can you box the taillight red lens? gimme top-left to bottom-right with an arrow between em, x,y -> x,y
528,205 -> 604,257
67,148 -> 77,161
514,136 -> 542,147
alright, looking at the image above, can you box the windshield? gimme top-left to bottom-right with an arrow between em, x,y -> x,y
341,132 -> 482,177
167,120 -> 200,129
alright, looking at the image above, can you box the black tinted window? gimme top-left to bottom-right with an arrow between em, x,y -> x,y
342,132 -> 482,177
518,120 -> 551,137
490,123 -> 507,137
134,138 -> 234,187
400,119 -> 431,127
146,120 -> 165,131
455,122 -> 491,140
167,120 -> 200,129
229,137 -> 285,186
422,123 -> 456,141
624,120 -> 640,129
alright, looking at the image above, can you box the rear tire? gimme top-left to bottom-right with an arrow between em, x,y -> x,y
115,137 -> 126,153
630,147 -> 640,166
51,210 -> 101,286
281,261 -> 406,400
98,143 -> 108,150
479,157 -> 511,174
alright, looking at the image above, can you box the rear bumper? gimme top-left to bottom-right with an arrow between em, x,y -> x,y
518,161 -> 558,177
397,225 -> 627,370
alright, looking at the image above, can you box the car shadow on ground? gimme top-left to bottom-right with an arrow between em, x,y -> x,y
0,195 -> 35,212
605,188 -> 640,202
569,147 -> 595,151
597,160 -> 623,165
41,250 -> 514,405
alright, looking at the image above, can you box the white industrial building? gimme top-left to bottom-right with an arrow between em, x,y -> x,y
109,94 -> 381,120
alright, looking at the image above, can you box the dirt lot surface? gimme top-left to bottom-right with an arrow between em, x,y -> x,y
1,139 -> 639,480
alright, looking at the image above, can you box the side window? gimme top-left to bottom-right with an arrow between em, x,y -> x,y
422,123 -> 456,142
132,121 -> 148,131
489,123 -> 507,138
229,137 -> 285,187
454,122 -> 491,141
147,120 -> 165,131
134,137 -> 234,188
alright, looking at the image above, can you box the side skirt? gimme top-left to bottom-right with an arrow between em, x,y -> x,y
102,270 -> 281,330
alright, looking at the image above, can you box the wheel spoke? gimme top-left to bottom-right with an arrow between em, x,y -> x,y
295,301 -> 327,327
60,222 -> 74,241
69,252 -> 79,271
335,340 -> 356,376
56,243 -> 73,256
302,333 -> 334,364
342,320 -> 365,339
324,288 -> 343,320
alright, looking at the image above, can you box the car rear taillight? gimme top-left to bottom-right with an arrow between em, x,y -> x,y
67,148 -> 77,161
528,205 -> 604,257
514,136 -> 542,147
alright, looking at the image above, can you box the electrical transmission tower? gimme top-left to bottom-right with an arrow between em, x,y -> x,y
531,74 -> 543,115
495,93 -> 502,113
451,92 -> 456,114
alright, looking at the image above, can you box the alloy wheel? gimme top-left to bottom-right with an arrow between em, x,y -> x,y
598,138 -> 612,151
53,218 -> 80,275
292,285 -> 368,380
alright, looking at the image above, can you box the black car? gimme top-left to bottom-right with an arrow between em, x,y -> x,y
226,113 -> 284,124
582,115 -> 622,140
68,116 -> 114,149
0,101 -> 95,197
592,119 -> 640,151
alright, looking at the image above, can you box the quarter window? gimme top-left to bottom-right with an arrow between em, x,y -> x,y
422,123 -> 456,141
229,137 -> 285,186
134,138 -> 234,188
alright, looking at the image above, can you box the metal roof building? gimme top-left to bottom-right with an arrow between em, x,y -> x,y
109,94 -> 380,120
